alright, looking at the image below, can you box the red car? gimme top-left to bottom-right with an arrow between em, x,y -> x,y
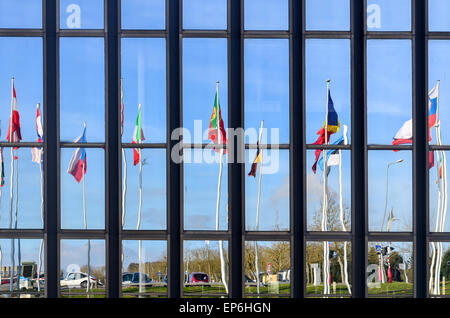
188,272 -> 209,285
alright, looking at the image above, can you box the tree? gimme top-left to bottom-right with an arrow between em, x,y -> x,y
441,249 -> 450,280
309,189 -> 351,284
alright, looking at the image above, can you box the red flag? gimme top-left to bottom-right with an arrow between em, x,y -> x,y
7,84 -> 22,144
312,128 -> 332,174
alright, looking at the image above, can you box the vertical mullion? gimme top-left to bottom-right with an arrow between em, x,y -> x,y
167,0 -> 182,298
106,0 -> 120,298
44,0 -> 59,298
290,0 -> 305,298
413,0 -> 428,298
228,0 -> 243,298
351,0 -> 367,298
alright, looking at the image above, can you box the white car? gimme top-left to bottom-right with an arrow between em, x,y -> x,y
60,272 -> 101,289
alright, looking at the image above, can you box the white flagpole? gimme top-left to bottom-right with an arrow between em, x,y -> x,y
322,79 -> 330,295
435,81 -> 447,295
254,120 -> 264,295
430,151 -> 441,293
37,104 -> 44,293
430,81 -> 441,294
121,78 -> 127,268
339,124 -> 351,294
214,81 -> 228,294
80,122 -> 90,296
14,150 -> 20,291
121,78 -> 127,229
430,146 -> 441,292
9,77 -> 15,294
136,104 -> 143,297
434,81 -> 447,295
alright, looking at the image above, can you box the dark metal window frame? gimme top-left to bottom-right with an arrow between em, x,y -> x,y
0,0 -> 448,298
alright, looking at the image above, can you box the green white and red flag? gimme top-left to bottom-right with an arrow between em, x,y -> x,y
132,106 -> 145,165
208,91 -> 227,153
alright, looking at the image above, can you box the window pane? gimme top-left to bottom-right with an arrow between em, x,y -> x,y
306,241 -> 351,297
367,242 -> 413,297
121,0 -> 165,30
122,149 -> 166,230
245,149 -> 289,231
428,41 -> 450,146
60,0 -> 104,29
121,38 -> 166,143
368,151 -> 411,232
306,39 -> 351,145
122,240 -> 167,298
244,0 -> 288,30
429,0 -> 450,31
367,40 -> 412,145
306,0 -> 350,31
307,150 -> 351,231
183,149 -> 228,231
60,37 -> 105,142
429,150 -> 450,232
183,0 -> 227,30
60,239 -> 105,298
245,39 -> 289,144
183,38 -> 228,141
244,241 -> 290,297
0,0 -> 42,29
367,0 -> 411,31
0,239 -> 45,297
429,242 -> 450,296
184,240 -> 229,297
0,148 -> 45,229
61,148 -> 105,229
0,37 -> 43,142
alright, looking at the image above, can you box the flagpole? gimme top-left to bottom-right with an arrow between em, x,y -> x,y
339,124 -> 351,294
80,122 -> 90,296
14,153 -> 21,291
214,81 -> 228,294
322,79 -> 330,295
37,104 -> 44,294
121,78 -> 127,229
136,104 -> 143,297
121,78 -> 127,268
254,120 -> 264,295
435,81 -> 447,295
434,82 -> 442,294
9,77 -> 15,295
430,113 -> 441,293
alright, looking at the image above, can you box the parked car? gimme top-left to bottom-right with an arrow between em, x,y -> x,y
32,273 -> 45,290
122,272 -> 134,286
122,272 -> 152,286
188,272 -> 209,286
60,272 -> 102,288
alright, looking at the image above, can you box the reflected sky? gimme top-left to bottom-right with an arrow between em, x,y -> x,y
1,1 -> 450,261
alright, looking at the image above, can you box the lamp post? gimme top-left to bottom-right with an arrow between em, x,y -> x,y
381,159 -> 403,231
379,159 -> 403,284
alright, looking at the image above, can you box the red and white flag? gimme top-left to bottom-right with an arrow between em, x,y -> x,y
7,83 -> 22,144
31,104 -> 44,164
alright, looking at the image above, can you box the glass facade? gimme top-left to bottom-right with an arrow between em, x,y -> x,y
0,0 -> 448,299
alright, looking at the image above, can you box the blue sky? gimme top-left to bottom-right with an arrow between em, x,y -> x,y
1,0 -> 450,271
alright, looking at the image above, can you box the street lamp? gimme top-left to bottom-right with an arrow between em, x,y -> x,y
381,159 -> 404,231
379,159 -> 403,284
